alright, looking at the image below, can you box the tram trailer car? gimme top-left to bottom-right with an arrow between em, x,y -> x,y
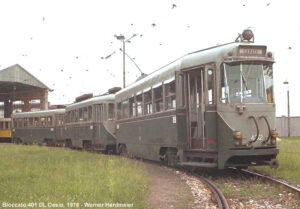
65,94 -> 117,152
11,109 -> 66,145
0,118 -> 12,142
116,30 -> 279,169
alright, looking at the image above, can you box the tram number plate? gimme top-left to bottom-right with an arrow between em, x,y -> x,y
251,134 -> 264,141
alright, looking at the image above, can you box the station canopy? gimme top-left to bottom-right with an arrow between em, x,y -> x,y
0,64 -> 51,102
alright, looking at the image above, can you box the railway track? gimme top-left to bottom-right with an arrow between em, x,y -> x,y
230,167 -> 300,194
193,173 -> 229,209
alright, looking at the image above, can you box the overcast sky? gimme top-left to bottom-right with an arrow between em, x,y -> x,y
0,0 -> 299,116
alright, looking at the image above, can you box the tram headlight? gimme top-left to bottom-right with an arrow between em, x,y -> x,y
234,131 -> 242,146
271,130 -> 278,139
234,131 -> 242,140
242,29 -> 254,41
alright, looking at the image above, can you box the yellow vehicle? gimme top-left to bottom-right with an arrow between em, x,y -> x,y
0,118 -> 11,142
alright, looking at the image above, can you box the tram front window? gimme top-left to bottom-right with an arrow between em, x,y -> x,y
222,63 -> 273,103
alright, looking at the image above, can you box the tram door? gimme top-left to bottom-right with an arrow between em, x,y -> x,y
186,68 -> 205,149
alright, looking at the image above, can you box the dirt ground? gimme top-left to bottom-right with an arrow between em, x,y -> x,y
145,163 -> 195,209
144,162 -> 217,209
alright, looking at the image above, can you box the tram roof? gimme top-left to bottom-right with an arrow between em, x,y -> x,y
66,94 -> 115,111
12,109 -> 65,118
116,42 -> 251,100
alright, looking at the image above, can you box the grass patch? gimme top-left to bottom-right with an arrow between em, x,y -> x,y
217,177 -> 279,201
252,137 -> 300,184
0,145 -> 151,209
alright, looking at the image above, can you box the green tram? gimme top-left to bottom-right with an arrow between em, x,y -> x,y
115,30 -> 279,169
11,109 -> 65,145
65,94 -> 116,152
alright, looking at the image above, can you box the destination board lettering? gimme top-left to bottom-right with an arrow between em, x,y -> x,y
239,48 -> 264,55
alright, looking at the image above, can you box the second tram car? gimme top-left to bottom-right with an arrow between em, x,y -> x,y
115,30 -> 279,169
65,94 -> 117,152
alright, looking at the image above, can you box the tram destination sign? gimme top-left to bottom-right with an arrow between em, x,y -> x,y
238,46 -> 266,57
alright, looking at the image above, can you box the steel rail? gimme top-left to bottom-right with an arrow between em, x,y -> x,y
193,173 -> 229,209
230,167 -> 300,194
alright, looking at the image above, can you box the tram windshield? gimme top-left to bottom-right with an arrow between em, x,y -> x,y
221,63 -> 274,103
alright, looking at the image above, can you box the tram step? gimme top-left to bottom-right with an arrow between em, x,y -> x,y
179,162 -> 218,168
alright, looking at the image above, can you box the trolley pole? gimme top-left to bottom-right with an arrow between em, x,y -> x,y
283,81 -> 290,137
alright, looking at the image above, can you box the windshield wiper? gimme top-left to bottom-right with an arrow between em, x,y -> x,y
241,74 -> 249,90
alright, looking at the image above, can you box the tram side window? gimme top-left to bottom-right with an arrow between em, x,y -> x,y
79,108 -> 83,121
136,94 -> 143,116
34,117 -> 39,127
47,116 -> 53,126
165,79 -> 176,110
122,100 -> 129,119
61,115 -> 65,125
94,104 -> 100,122
207,69 -> 215,105
75,110 -> 79,122
0,122 -> 3,129
17,119 -> 23,128
88,106 -> 93,121
57,115 -> 61,126
154,85 -> 163,112
144,89 -> 153,115
83,107 -> 88,121
40,117 -> 46,126
177,74 -> 185,107
29,118 -> 33,126
263,64 -> 274,103
117,103 -> 122,119
23,118 -> 28,127
98,104 -> 102,121
66,112 -> 70,123
108,103 -> 115,120
70,111 -> 73,123
104,104 -> 108,121
129,97 -> 136,118
100,104 -> 105,121
13,119 -> 17,128
220,65 -> 228,103
7,121 -> 11,129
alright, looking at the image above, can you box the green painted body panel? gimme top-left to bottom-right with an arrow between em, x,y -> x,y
66,122 -> 116,149
217,103 -> 278,169
117,110 -> 178,161
204,106 -> 217,151
13,127 -> 55,144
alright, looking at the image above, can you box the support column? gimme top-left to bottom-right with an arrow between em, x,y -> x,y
4,99 -> 13,118
40,89 -> 48,110
22,99 -> 31,112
